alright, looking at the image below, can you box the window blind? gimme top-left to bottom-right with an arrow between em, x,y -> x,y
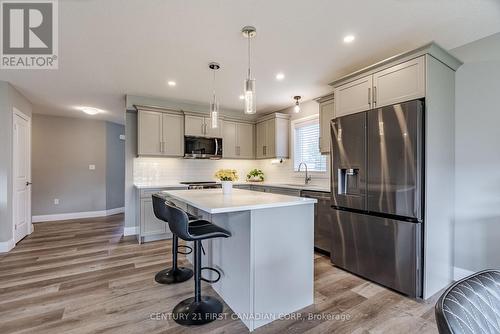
293,119 -> 327,172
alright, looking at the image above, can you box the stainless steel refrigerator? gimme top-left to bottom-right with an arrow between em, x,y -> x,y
330,99 -> 423,298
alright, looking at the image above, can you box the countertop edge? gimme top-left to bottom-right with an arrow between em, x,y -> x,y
161,190 -> 317,214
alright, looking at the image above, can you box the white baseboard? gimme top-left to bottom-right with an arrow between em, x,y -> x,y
32,207 -> 125,223
0,239 -> 15,253
454,266 -> 476,281
123,226 -> 138,236
106,207 -> 125,216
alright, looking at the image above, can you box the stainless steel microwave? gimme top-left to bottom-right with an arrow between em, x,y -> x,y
184,136 -> 223,159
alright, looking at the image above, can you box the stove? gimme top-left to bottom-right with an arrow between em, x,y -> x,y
180,181 -> 221,190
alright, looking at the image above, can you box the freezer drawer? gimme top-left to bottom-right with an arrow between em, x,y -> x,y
330,209 -> 422,297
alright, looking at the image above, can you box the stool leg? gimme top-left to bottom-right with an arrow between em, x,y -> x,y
172,239 -> 224,326
154,235 -> 193,284
172,236 -> 179,271
194,240 -> 201,302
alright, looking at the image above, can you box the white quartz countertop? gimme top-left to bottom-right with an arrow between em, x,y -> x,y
161,188 -> 317,214
235,182 -> 330,193
134,182 -> 329,192
134,183 -> 189,189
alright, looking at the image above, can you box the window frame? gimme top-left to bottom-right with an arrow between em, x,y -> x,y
291,115 -> 328,177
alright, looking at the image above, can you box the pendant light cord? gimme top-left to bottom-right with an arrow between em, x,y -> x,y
247,34 -> 251,79
212,69 -> 216,102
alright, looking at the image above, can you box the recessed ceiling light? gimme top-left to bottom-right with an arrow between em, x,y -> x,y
75,106 -> 105,115
239,95 -> 245,100
167,81 -> 176,86
343,35 -> 355,43
276,73 -> 285,81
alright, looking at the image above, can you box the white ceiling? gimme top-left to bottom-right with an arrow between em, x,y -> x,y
1,0 -> 499,124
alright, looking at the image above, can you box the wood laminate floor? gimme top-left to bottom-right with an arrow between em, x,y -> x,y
0,214 -> 438,334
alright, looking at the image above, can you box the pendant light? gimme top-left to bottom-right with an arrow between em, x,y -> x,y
242,26 -> 256,114
293,96 -> 301,113
209,62 -> 220,128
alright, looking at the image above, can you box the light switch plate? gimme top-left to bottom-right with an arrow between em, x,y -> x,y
89,164 -> 96,170
54,198 -> 59,205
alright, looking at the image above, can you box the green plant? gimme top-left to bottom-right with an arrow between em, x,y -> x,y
214,169 -> 239,181
246,169 -> 264,181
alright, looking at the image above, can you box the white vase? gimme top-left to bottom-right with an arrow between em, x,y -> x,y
221,181 -> 233,194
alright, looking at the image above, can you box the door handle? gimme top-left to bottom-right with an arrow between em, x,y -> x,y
26,182 -> 32,186
373,86 -> 377,106
368,87 -> 371,106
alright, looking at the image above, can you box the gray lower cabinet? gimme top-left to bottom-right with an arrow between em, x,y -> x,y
234,184 -> 302,197
136,187 -> 187,243
265,187 -> 301,197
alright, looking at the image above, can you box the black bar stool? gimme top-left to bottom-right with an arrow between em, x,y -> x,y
164,201 -> 231,326
151,194 -> 207,284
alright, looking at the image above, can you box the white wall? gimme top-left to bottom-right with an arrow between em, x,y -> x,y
451,32 -> 500,278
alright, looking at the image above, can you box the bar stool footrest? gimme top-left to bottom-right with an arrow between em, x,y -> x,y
200,267 -> 221,284
177,244 -> 192,255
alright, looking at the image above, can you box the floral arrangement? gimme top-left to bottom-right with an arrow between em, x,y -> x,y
246,169 -> 265,182
214,169 -> 239,182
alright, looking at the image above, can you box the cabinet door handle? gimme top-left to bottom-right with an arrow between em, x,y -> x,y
373,86 -> 377,106
263,145 -> 266,156
368,87 -> 371,106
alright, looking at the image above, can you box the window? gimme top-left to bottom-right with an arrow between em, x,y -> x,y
293,117 -> 327,172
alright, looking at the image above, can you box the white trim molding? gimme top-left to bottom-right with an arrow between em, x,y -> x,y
32,207 -> 125,223
123,226 -> 138,236
0,239 -> 15,253
106,207 -> 125,216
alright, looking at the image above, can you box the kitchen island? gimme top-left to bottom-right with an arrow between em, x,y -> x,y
160,188 -> 316,331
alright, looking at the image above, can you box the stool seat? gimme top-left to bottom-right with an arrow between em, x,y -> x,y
188,220 -> 231,240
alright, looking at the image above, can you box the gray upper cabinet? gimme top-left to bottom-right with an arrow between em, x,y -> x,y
184,115 -> 205,137
317,94 -> 335,154
373,56 -> 425,108
256,113 -> 289,159
185,114 -> 222,138
333,56 -> 426,117
138,108 -> 184,157
223,120 -> 255,159
138,110 -> 162,155
334,75 -> 373,118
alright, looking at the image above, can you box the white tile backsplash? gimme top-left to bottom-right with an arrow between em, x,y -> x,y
134,158 -> 259,184
134,156 -> 330,188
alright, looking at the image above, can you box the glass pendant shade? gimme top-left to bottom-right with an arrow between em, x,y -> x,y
294,103 -> 301,113
210,99 -> 219,129
244,78 -> 256,114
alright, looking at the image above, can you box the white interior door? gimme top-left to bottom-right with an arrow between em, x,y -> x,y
13,111 -> 31,243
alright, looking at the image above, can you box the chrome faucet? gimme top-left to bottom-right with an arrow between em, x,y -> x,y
298,162 -> 312,185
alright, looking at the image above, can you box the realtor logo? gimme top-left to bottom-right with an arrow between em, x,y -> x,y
1,0 -> 58,69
